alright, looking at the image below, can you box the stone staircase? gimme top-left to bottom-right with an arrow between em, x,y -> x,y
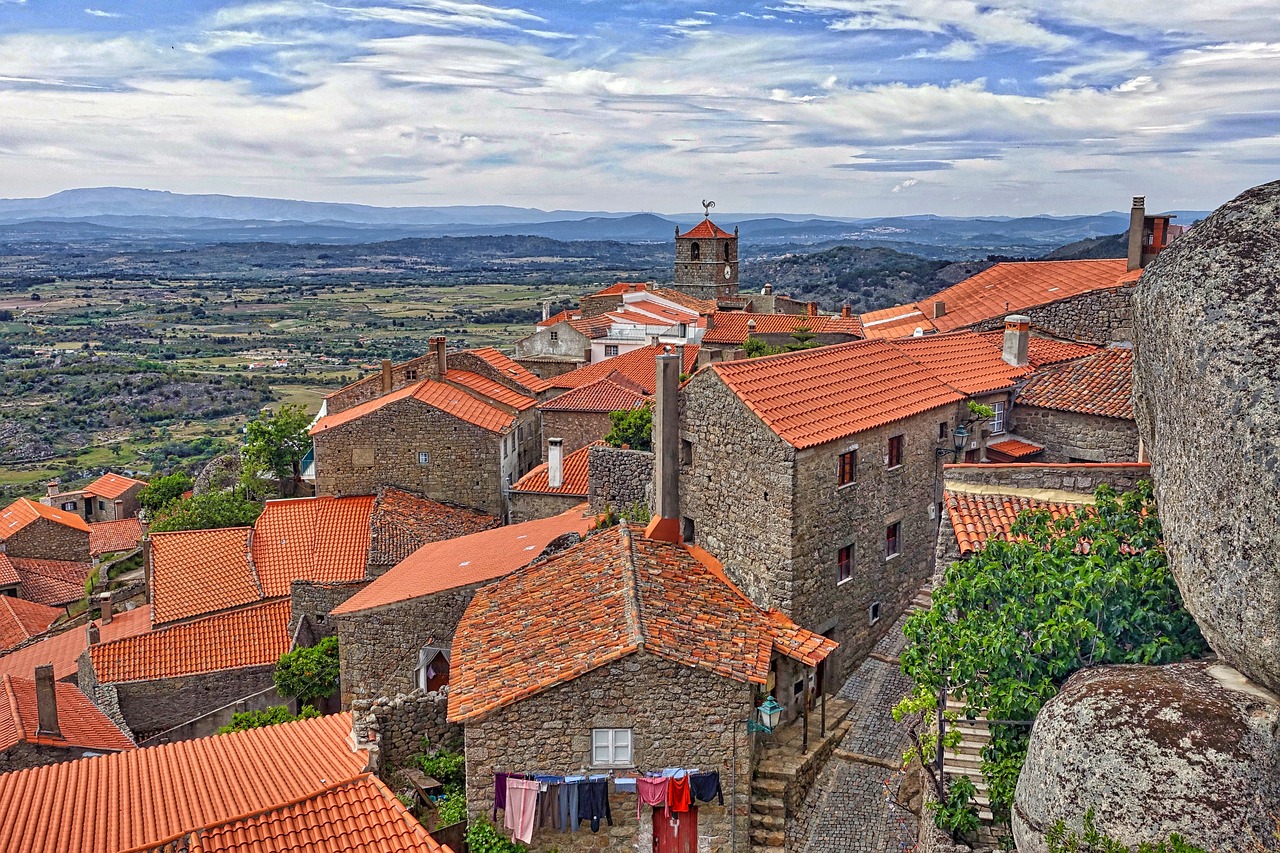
943,696 -> 995,824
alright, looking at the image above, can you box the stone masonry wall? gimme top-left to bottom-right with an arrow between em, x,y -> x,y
508,491 -> 585,525
515,324 -> 592,365
326,353 -> 440,415
541,409 -> 615,458
1012,406 -> 1140,464
5,518 -> 90,562
337,584 -> 484,707
352,688 -> 462,773
464,650 -> 755,853
966,284 -> 1136,344
942,462 -> 1151,494
0,741 -> 111,773
587,446 -> 653,514
110,665 -> 278,741
291,579 -> 368,642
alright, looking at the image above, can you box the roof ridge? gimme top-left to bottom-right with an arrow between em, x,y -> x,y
616,525 -> 644,652
245,526 -> 264,599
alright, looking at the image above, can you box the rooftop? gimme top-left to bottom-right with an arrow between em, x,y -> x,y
0,606 -> 152,681
1015,347 -> 1135,419
986,437 -> 1046,461
887,331 -> 1032,395
445,370 -> 538,411
83,472 -> 147,500
538,376 -> 648,413
0,674 -> 135,754
311,378 -> 519,435
89,518 -> 143,557
462,346 -> 552,394
547,344 -> 700,395
448,525 -> 837,722
701,311 -> 861,345
150,527 -> 258,625
975,331 -> 1098,368
678,218 -> 735,240
510,442 -> 600,496
6,557 -> 94,607
331,505 -> 594,616
946,484 -> 1092,554
252,495 -> 375,598
0,498 -> 91,539
367,488 -> 499,569
0,596 -> 62,653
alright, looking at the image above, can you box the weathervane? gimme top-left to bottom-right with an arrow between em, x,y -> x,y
702,199 -> 715,218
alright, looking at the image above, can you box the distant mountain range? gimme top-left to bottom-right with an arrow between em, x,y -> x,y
0,188 -> 1208,258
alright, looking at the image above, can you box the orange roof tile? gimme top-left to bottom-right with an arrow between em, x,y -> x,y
0,554 -> 19,588
10,558 -> 93,607
975,331 -> 1099,368
310,381 -> 426,433
150,527 -> 259,626
91,599 -> 291,684
312,379 -> 517,435
445,370 -> 538,411
708,340 -> 964,449
0,596 -> 62,653
84,472 -> 147,500
331,505 -> 594,616
702,312 -> 861,345
0,498 -> 91,538
648,288 -> 717,314
1017,348 -> 1134,419
606,299 -> 701,326
946,489 -> 1087,554
538,377 -> 648,413
589,281 -> 651,297
0,606 -> 152,681
0,712 -> 375,853
511,442 -> 599,496
857,304 -> 936,340
678,218 -> 734,239
252,496 -> 375,599
548,345 -> 700,394
0,675 -> 135,754
566,313 -> 615,338
464,346 -> 551,393
448,525 -> 836,722
89,518 -> 143,557
986,438 -> 1045,461
888,331 -> 1030,395
537,308 -> 580,328
367,488 -> 499,569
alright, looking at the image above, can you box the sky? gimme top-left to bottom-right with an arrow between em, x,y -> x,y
1,0 -> 1278,216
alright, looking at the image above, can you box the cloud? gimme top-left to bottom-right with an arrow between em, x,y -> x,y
835,160 -> 954,171
84,8 -> 121,17
891,178 -> 921,191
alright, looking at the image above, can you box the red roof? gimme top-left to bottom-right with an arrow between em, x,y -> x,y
150,527 -> 259,625
702,312 -> 861,345
464,346 -> 551,393
606,299 -> 701,327
331,505 -> 594,616
537,308 -> 580,329
946,488 -> 1088,554
367,488 -> 499,569
857,304 -> 935,340
89,518 -> 143,557
445,370 -> 538,411
986,438 -> 1045,461
0,554 -> 19,589
448,525 -> 836,722
8,558 -> 94,607
678,219 -> 734,239
589,281 -> 652,297
252,495 -> 375,598
1017,348 -> 1134,419
0,498 -> 91,538
538,376 -> 648,413
90,599 -> 291,684
975,331 -> 1098,368
511,442 -> 599,496
0,606 -> 152,682
888,331 -> 1031,395
311,379 -> 517,435
0,596 -> 62,653
84,472 -> 147,500
548,345 -> 700,395
0,675 -> 135,754
707,340 -> 965,449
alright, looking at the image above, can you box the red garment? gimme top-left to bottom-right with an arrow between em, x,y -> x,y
637,777 -> 669,819
667,776 -> 691,813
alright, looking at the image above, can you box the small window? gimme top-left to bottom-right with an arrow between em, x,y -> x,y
682,517 -> 696,543
991,401 -> 1007,434
837,545 -> 853,584
887,435 -> 904,468
418,451 -> 430,466
592,728 -> 633,767
605,345 -> 619,357
869,602 -> 882,624
886,522 -> 901,559
838,450 -> 857,486
61,501 -> 77,512
98,500 -> 106,511
517,425 -> 524,442
680,439 -> 693,466
406,369 -> 418,380
939,421 -> 949,440
550,330 -> 559,342
416,647 -> 450,692
690,241 -> 701,261
724,242 -> 731,262
793,678 -> 805,697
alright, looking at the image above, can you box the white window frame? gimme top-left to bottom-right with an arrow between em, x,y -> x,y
605,344 -> 619,357
61,501 -> 77,512
990,401 -> 1007,434
591,727 -> 633,767
417,451 -> 430,466
869,601 -> 882,625
837,544 -> 853,585
886,521 -> 901,560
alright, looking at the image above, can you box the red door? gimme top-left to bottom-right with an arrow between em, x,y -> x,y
652,807 -> 697,853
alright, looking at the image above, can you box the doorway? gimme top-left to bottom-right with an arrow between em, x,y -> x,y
652,806 -> 698,853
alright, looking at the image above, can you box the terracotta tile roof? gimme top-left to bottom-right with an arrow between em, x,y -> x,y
0,606 -> 152,681
548,345 -> 700,394
89,518 -> 143,557
84,472 -> 147,500
702,312 -> 861,345
1016,348 -> 1135,419
888,331 -> 1031,395
606,299 -> 701,327
708,340 -> 964,449
331,505 -> 594,616
857,304 -> 936,340
0,675 -> 135,754
464,346 -> 551,393
538,376 -> 649,413
946,489 -> 1088,554
311,379 -> 517,435
367,488 -> 499,570
0,554 -> 19,588
445,370 -> 538,411
537,308 -> 579,328
511,442 -> 600,496
678,219 -> 734,239
150,527 -> 259,626
986,438 -> 1045,461
975,331 -> 1099,368
590,281 -> 651,297
10,558 -> 94,607
0,498 -> 91,538
566,313 -> 616,338
252,495 -> 375,598
90,599 -> 291,684
0,712 -> 374,853
178,775 -> 448,853
447,525 -> 836,722
0,596 -> 62,653
649,288 -> 717,314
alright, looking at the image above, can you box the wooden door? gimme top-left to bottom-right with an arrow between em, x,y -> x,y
652,806 -> 698,853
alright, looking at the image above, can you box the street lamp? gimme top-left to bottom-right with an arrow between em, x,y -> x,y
748,696 -> 784,733
731,696 -> 786,853
936,423 -> 969,462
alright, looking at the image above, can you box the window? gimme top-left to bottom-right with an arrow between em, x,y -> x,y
991,401 -> 1007,434
869,602 -> 882,624
418,451 -> 430,466
682,517 -> 696,543
592,728 -> 632,766
517,425 -> 524,442
837,545 -> 853,584
886,522 -> 901,559
406,369 -> 418,380
605,345 -> 619,357
690,241 -> 701,261
98,500 -> 105,511
416,647 -> 450,692
887,435 -> 904,468
837,450 -> 857,486
61,501 -> 77,512
939,421 -> 949,440
550,330 -> 559,342
724,242 -> 731,262
681,439 -> 693,466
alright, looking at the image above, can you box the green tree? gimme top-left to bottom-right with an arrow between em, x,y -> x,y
897,482 -> 1207,823
743,336 -> 785,358
241,404 -> 312,497
217,704 -> 319,734
604,403 -> 652,452
138,471 -> 194,515
149,490 -> 263,533
786,325 -> 818,350
273,636 -> 340,707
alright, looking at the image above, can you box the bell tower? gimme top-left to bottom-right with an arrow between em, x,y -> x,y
673,199 -> 738,300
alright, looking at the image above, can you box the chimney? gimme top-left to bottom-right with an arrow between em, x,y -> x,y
1002,315 -> 1031,368
141,534 -> 153,602
45,480 -> 59,498
547,438 -> 564,490
1127,196 -> 1145,271
113,498 -> 123,519
35,665 -> 60,737
807,302 -> 818,317
541,300 -> 551,322
380,359 -> 393,394
99,591 -> 113,625
705,313 -> 715,330
933,300 -> 946,319
841,304 -> 851,319
429,336 -> 447,377
87,623 -> 100,645
643,348 -> 683,544
762,283 -> 773,295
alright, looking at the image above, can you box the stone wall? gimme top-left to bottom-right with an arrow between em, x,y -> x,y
464,650 -> 754,853
0,741 -> 111,773
336,584 -> 484,707
1012,406 -> 1140,464
541,409 -> 614,457
587,446 -> 653,514
941,462 -> 1150,494
5,517 -> 90,562
137,684 -> 285,747
291,579 -> 368,642
966,284 -> 1136,344
517,356 -> 586,380
326,353 -> 440,415
508,491 -> 586,525
352,688 -> 462,773
108,665 -> 278,742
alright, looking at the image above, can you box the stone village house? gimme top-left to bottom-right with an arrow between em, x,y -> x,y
0,665 -> 135,773
0,498 -> 94,607
40,472 -> 147,523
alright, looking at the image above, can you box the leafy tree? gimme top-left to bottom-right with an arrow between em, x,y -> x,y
149,490 -> 263,533
786,325 -> 818,350
241,404 -> 312,496
604,403 -> 652,451
138,471 -> 193,515
743,336 -> 785,358
897,482 -> 1207,823
273,636 -> 340,707
217,704 -> 319,734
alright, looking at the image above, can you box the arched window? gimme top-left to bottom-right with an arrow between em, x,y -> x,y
690,241 -> 701,261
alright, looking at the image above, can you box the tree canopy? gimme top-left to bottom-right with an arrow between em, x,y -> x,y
241,404 -> 312,496
604,403 -> 652,452
273,636 -> 340,707
137,471 -> 193,515
149,490 -> 263,533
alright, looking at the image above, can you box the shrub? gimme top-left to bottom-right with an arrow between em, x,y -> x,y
604,403 -> 651,451
218,704 -> 319,734
466,817 -> 526,853
273,637 -> 340,706
1046,809 -> 1209,853
435,790 -> 467,827
138,471 -> 193,514
149,490 -> 263,532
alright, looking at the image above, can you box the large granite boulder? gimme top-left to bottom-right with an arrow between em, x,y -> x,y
1132,180 -> 1280,694
1013,662 -> 1280,852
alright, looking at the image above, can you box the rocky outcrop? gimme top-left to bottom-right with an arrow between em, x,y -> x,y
1132,180 -> 1280,694
193,450 -> 242,496
1013,661 -> 1280,852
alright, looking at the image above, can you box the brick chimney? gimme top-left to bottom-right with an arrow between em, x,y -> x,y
99,591 -> 113,625
141,534 -> 153,601
45,480 -> 59,499
841,304 -> 851,319
380,359 -> 393,394
807,302 -> 818,317
644,348 -> 683,544
35,665 -> 60,738
547,438 -> 564,490
1127,196 -> 1145,272
933,300 -> 946,319
430,336 -> 448,377
1002,315 -> 1031,368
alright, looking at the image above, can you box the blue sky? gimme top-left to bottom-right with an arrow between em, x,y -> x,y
1,0 -> 1278,215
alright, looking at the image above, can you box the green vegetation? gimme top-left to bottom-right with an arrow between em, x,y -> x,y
217,704 -> 320,734
466,817 -> 527,853
413,741 -> 466,791
149,490 -> 263,532
743,336 -> 785,358
590,502 -> 651,530
603,403 -> 652,452
435,790 -> 467,827
273,636 -> 340,707
138,471 -> 193,514
1046,809 -> 1208,853
785,325 -> 818,350
897,482 -> 1207,824
241,404 -> 312,497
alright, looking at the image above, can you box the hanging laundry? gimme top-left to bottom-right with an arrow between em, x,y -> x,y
537,783 -> 561,829
614,776 -> 638,794
636,776 -> 670,819
505,778 -> 540,844
689,771 -> 724,805
493,772 -> 524,821
562,775 -> 586,832
578,779 -> 613,832
667,775 -> 692,814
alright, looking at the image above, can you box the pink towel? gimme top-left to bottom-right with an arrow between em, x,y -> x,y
637,776 -> 670,819
504,778 -> 540,844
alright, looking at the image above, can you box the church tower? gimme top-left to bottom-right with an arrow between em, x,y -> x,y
673,201 -> 738,300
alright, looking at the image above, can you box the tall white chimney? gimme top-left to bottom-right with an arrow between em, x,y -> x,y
644,348 -> 683,543
547,438 -> 564,490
